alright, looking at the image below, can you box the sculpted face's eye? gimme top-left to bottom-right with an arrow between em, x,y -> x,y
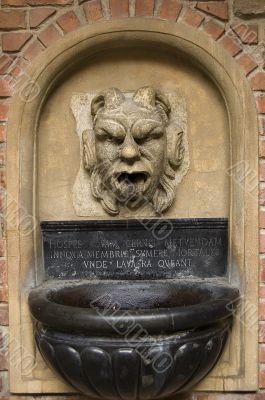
134,128 -> 164,145
150,127 -> 164,138
134,137 -> 148,145
95,120 -> 126,143
132,119 -> 164,144
113,137 -> 124,145
106,136 -> 124,145
95,128 -> 124,145
95,128 -> 109,139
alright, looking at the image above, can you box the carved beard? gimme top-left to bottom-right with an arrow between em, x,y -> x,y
90,158 -> 177,216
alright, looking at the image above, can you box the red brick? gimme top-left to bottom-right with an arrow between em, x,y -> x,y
261,264 -> 265,282
261,368 -> 265,388
0,352 -> 8,371
0,10 -> 26,30
0,128 -> 6,144
231,23 -> 258,45
260,117 -> 265,135
261,232 -> 265,252
2,0 -> 27,5
251,72 -> 265,91
83,0 -> 103,22
260,140 -> 265,158
38,25 -> 62,48
219,35 -> 242,57
135,0 -> 154,17
0,81 -> 11,99
237,53 -> 258,75
0,261 -> 7,286
260,210 -> 265,228
255,394 -> 265,400
0,150 -> 5,167
0,171 -> 6,189
261,303 -> 265,320
27,0 -> 73,4
29,7 -> 56,28
261,268 -> 265,282
1,115 -> 12,143
0,102 -> 9,122
0,286 -> 7,302
258,115 -> 265,129
203,20 -> 225,40
260,323 -> 265,342
260,344 -> 265,363
257,96 -> 265,114
0,241 -> 5,258
255,284 -> 262,297
0,285 -> 8,303
260,163 -> 265,181
0,304 -> 8,326
196,2 -> 228,21
259,117 -> 265,136
159,0 -> 182,21
57,11 -> 80,33
2,33 -> 32,53
0,55 -> 14,75
183,8 -> 204,28
23,40 -> 44,61
9,57 -> 28,77
110,0 -> 129,18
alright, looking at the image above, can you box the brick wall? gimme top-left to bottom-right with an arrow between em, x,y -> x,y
0,0 -> 264,398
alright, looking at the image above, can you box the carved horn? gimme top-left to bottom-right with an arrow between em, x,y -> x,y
133,86 -> 156,108
91,88 -> 125,117
133,86 -> 171,117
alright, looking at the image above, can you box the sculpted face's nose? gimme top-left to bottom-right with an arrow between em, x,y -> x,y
120,133 -> 140,163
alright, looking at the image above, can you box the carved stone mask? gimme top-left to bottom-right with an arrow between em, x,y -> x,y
83,86 -> 184,215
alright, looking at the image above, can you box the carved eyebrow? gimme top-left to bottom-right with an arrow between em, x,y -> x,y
95,119 -> 126,138
131,119 -> 164,138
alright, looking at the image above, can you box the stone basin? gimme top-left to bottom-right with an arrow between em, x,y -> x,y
29,279 -> 239,399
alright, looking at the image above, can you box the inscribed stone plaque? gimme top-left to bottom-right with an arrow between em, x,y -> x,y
41,218 -> 228,280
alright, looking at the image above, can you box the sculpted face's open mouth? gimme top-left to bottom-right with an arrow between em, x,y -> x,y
114,171 -> 150,195
117,172 -> 148,186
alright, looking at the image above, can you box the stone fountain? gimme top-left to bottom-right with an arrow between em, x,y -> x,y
28,86 -> 239,399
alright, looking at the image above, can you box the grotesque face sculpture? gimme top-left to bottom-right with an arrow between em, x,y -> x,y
83,87 -> 184,215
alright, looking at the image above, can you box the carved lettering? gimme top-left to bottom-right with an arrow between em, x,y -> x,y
83,260 -> 108,269
158,259 -> 192,269
43,220 -> 227,279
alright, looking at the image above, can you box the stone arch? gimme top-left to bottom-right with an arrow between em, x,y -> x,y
7,19 -> 258,392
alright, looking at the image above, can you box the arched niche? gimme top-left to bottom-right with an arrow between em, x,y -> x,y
7,19 -> 258,393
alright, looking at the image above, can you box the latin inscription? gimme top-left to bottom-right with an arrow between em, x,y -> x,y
42,220 -> 228,279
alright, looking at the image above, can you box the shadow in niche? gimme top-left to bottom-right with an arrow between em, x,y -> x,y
38,42 -> 229,222
50,43 -> 215,105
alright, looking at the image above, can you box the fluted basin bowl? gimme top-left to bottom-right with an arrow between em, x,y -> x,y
29,279 -> 239,399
